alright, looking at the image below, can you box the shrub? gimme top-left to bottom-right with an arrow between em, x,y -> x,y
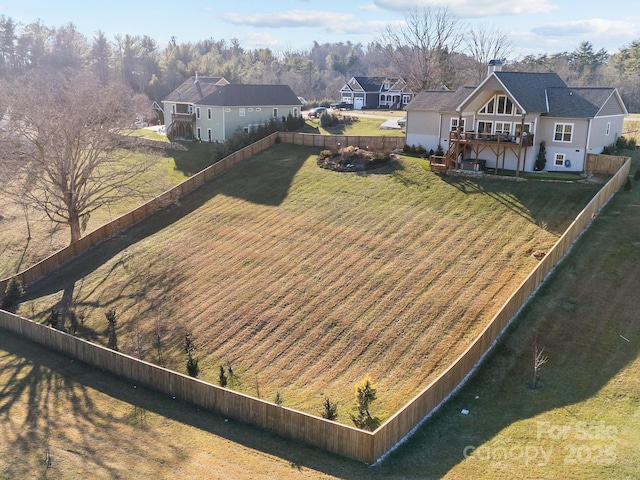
349,375 -> 377,430
274,391 -> 284,406
184,333 -> 200,378
219,365 -> 228,387
1,278 -> 25,313
534,141 -> 547,171
624,177 -> 632,191
321,397 -> 338,421
616,136 -> 628,150
435,144 -> 444,156
634,169 -> 640,181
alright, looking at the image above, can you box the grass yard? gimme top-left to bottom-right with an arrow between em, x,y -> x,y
303,115 -> 405,136
0,141 -> 217,279
17,143 -> 600,424
2,148 -> 637,479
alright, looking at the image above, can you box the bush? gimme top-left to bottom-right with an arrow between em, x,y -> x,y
321,397 -> 338,421
349,375 -> 377,430
534,141 -> 547,171
219,365 -> 228,387
616,136 -> 628,150
1,278 -> 25,313
624,177 -> 632,191
634,169 -> 640,181
184,333 -> 200,378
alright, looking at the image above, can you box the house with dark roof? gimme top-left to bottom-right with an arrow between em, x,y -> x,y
163,76 -> 302,141
338,76 -> 414,110
405,62 -> 628,173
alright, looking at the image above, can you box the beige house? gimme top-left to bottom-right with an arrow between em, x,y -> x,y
163,76 -> 302,142
405,62 -> 628,173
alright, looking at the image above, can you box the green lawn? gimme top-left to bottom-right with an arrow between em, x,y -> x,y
2,150 -> 637,479
0,140 -> 218,279
15,143 -> 599,425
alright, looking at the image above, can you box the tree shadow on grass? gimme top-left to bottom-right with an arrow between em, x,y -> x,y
438,174 -> 602,234
369,187 -> 640,478
0,331 -> 368,479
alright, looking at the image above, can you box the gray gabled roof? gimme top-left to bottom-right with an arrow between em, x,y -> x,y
197,84 -> 302,107
163,76 -> 228,103
343,76 -> 407,93
546,87 -> 620,118
491,71 -> 567,114
406,87 -> 475,112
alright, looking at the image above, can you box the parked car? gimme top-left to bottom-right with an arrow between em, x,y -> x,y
397,117 -> 407,127
330,101 -> 354,110
307,106 -> 327,118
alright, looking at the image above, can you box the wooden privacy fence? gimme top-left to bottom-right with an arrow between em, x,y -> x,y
586,153 -> 628,174
0,138 -> 630,463
0,134 -> 278,293
0,133 -> 404,294
278,132 -> 406,152
0,309 -> 375,462
370,156 -> 630,460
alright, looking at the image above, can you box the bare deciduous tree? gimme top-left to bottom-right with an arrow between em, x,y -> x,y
0,68 -> 153,243
375,7 -> 466,91
465,25 -> 513,84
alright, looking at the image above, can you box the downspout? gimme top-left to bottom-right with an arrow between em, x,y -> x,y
584,118 -> 592,171
222,107 -> 226,141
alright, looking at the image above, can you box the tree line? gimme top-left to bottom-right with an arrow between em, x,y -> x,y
2,9 -> 640,111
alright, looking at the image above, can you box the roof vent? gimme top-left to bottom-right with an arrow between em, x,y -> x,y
488,59 -> 502,76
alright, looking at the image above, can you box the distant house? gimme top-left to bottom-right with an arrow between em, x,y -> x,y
163,76 -> 302,142
338,76 -> 414,110
405,61 -> 628,173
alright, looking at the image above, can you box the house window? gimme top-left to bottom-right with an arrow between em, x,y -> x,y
477,121 -> 493,134
196,127 -> 201,140
451,118 -> 465,131
479,98 -> 495,114
196,107 -> 200,119
606,122 -> 611,136
496,95 -> 514,115
495,122 -> 512,134
225,108 -> 231,112
554,123 -> 573,142
479,94 -> 514,115
207,129 -> 212,142
256,108 -> 261,112
207,108 -> 211,119
403,94 -> 411,104
248,108 -> 253,112
171,104 -> 176,114
514,123 -> 532,138
554,153 -> 565,167
273,108 -> 278,118
239,108 -> 245,117
293,108 -> 299,118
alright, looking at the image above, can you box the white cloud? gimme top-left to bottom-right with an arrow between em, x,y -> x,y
222,9 -> 353,29
359,3 -> 382,11
373,0 -> 558,17
532,18 -> 638,39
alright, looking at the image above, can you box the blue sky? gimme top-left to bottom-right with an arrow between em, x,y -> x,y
2,0 -> 638,58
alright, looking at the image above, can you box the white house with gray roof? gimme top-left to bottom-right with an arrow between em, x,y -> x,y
405,64 -> 628,173
163,76 -> 302,142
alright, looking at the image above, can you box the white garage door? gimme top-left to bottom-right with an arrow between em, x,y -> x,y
354,98 -> 364,110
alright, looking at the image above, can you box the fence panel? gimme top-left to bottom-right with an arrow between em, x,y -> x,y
0,136 -> 628,464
